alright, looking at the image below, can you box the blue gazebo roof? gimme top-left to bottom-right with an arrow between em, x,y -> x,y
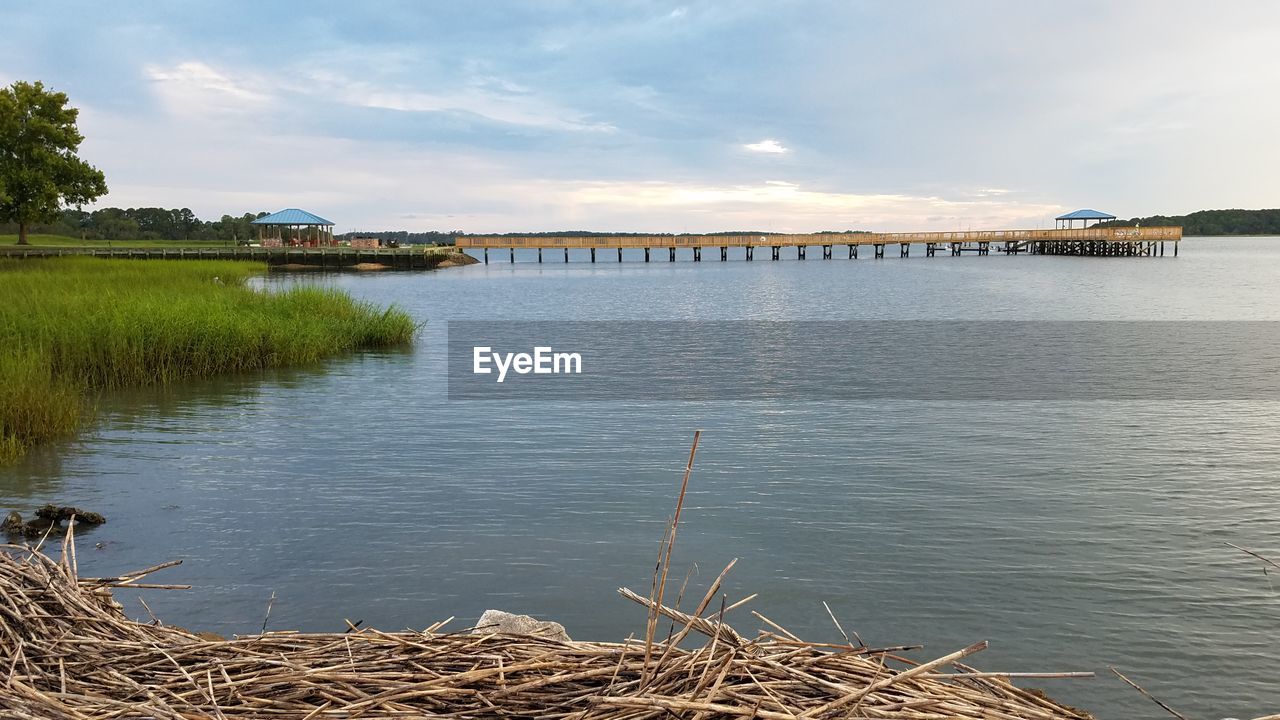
251,208 -> 335,226
1055,209 -> 1116,221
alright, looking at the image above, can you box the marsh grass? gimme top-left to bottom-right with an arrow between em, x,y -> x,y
0,258 -> 416,463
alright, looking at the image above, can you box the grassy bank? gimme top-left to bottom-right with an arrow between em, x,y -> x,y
0,257 -> 416,463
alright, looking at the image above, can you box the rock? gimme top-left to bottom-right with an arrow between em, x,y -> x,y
34,504 -> 106,525
1,511 -> 23,535
22,518 -> 59,538
475,609 -> 571,642
437,252 -> 479,268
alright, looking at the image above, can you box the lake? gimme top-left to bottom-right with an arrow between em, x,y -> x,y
4,237 -> 1278,718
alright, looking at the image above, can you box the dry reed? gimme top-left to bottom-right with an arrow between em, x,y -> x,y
0,532 -> 1098,719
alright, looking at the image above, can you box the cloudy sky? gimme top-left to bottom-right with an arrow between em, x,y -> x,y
3,1 -> 1278,233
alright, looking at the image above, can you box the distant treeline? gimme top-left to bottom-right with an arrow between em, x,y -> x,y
1098,209 -> 1280,236
0,208 -> 271,242
25,205 -> 1280,243
336,230 -> 456,245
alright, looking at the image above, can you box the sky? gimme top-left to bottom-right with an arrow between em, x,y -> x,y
3,1 -> 1279,234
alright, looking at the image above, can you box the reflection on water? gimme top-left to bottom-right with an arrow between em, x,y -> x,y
4,239 -> 1280,718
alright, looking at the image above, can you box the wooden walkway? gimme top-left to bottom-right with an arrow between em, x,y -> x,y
0,246 -> 452,270
457,226 -> 1182,263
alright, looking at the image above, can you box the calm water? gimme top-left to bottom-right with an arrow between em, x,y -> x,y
4,238 -> 1279,718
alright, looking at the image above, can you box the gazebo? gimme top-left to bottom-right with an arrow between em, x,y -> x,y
1055,209 -> 1116,229
250,209 -> 336,247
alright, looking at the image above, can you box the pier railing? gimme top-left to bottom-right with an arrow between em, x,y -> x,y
456,226 -> 1181,249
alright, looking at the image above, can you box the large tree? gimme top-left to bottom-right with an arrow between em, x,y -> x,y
0,81 -> 107,245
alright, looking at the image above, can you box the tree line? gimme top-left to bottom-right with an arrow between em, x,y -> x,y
0,207 -> 272,242
1098,209 -> 1280,235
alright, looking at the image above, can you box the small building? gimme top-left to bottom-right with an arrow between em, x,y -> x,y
1055,209 -> 1117,230
250,209 -> 337,247
349,236 -> 381,249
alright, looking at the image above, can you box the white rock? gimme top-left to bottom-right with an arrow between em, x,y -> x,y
475,609 -> 571,641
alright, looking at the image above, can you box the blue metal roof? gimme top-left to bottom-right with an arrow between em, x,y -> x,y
1056,209 -> 1116,221
250,208 -> 335,226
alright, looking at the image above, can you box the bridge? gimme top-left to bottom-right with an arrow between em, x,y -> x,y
456,226 -> 1182,263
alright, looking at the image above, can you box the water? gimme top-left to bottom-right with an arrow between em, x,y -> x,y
4,238 -> 1280,718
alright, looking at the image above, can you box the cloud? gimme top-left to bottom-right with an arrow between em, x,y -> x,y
332,84 -> 615,133
142,58 -> 615,134
145,61 -> 271,114
744,139 -> 788,154
559,180 -> 1062,232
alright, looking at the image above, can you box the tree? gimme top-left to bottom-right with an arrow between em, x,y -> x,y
0,81 -> 107,245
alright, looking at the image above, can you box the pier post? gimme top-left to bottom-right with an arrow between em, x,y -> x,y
849,244 -> 857,259
644,248 -> 650,262
720,246 -> 728,261
1174,241 -> 1178,257
822,244 -> 832,259
772,246 -> 780,261
564,248 -> 569,263
1160,241 -> 1165,257
746,246 -> 754,261
483,248 -> 489,264
538,247 -> 543,263
798,245 -> 806,260
900,243 -> 909,257
510,247 -> 515,263
874,244 -> 884,259
693,247 -> 701,262
590,247 -> 596,263
618,248 -> 623,262
669,247 -> 676,262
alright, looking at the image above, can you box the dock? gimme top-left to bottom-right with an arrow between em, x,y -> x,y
456,226 -> 1182,263
0,246 -> 454,270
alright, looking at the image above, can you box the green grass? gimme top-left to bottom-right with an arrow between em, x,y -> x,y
0,257 -> 416,463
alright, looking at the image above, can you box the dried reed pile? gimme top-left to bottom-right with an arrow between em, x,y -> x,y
0,529 -> 1097,720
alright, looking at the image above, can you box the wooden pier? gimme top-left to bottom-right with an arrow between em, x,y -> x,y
456,226 -> 1182,263
0,246 -> 453,270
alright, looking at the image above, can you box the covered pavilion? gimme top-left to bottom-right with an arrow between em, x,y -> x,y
1055,209 -> 1117,230
250,209 -> 337,247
